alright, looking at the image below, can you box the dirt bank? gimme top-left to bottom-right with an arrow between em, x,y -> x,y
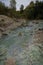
0,15 -> 27,37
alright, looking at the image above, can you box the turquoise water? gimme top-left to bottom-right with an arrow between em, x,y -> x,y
0,21 -> 43,65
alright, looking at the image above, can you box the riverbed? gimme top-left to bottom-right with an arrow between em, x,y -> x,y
0,20 -> 43,65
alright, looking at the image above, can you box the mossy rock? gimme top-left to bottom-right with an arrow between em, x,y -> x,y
18,32 -> 23,36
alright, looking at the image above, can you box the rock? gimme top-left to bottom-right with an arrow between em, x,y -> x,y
2,33 -> 8,36
0,15 -> 27,37
0,31 -> 2,38
38,28 -> 43,31
0,27 -> 5,32
0,46 -> 7,56
21,23 -> 27,27
32,20 -> 39,24
33,30 -> 43,44
5,58 -> 16,65
18,32 -> 23,36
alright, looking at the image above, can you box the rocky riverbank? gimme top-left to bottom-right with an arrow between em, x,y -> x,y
0,15 -> 27,37
5,22 -> 43,65
0,20 -> 43,65
0,15 -> 43,38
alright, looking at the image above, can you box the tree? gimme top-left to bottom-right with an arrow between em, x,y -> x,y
24,0 -> 43,19
20,4 -> 24,13
24,1 -> 35,19
0,1 -> 5,14
34,0 -> 43,19
10,0 -> 16,10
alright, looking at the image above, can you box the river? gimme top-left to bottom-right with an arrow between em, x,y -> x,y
0,20 -> 43,65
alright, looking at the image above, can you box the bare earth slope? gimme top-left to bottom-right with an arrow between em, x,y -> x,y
0,15 -> 26,37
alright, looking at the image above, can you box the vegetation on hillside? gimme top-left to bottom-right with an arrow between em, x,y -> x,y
0,0 -> 43,19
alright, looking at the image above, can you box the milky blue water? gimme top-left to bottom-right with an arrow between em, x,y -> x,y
0,21 -> 43,65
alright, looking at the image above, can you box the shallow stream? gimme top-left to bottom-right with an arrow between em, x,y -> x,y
0,21 -> 43,65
